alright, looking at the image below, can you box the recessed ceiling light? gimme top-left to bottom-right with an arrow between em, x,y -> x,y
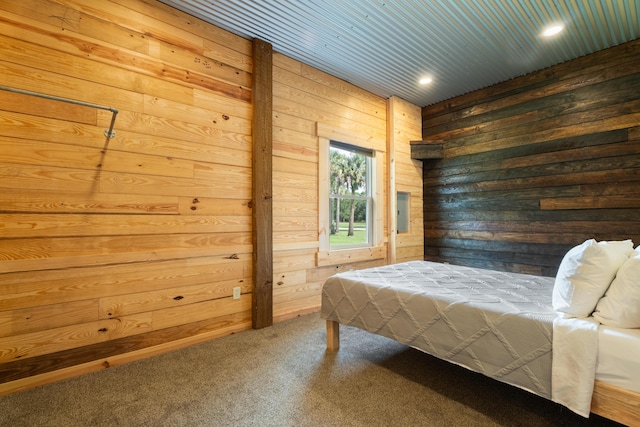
419,76 -> 433,85
541,23 -> 564,37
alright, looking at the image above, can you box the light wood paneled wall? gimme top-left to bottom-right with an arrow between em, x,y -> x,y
0,0 -> 254,392
0,0 -> 423,392
388,96 -> 424,263
271,54 -> 390,321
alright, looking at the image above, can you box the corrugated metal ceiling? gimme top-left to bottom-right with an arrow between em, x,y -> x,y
159,0 -> 640,107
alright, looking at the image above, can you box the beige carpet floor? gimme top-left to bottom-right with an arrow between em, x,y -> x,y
0,313 -> 624,426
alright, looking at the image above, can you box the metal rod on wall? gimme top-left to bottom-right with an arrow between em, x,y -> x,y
0,85 -> 119,138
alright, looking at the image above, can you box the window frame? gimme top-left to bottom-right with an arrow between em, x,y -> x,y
317,124 -> 384,266
328,141 -> 374,249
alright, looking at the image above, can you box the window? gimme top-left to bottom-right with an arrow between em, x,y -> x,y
316,123 -> 384,262
328,141 -> 374,248
397,191 -> 410,233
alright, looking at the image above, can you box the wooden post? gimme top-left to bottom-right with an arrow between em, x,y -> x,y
387,97 -> 397,264
326,320 -> 340,350
252,38 -> 273,329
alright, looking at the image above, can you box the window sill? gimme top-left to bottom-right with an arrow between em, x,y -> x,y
316,245 -> 386,267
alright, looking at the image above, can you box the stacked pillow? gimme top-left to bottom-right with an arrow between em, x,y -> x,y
552,239 -> 635,323
593,247 -> 640,328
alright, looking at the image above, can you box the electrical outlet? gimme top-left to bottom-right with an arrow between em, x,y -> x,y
233,287 -> 241,300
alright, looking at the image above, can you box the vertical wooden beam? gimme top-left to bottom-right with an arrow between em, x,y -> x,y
252,38 -> 273,329
387,97 -> 397,264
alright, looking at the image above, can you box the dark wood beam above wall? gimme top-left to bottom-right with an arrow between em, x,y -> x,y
252,38 -> 273,329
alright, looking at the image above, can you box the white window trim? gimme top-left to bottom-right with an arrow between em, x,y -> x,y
329,142 -> 373,249
317,123 -> 384,265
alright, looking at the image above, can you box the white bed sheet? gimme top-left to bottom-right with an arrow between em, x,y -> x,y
321,260 -> 640,419
596,325 -> 640,394
551,316 -> 599,417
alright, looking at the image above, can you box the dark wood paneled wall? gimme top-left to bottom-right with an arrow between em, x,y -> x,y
421,39 -> 640,276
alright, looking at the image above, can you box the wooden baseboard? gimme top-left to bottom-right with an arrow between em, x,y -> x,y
0,320 -> 251,396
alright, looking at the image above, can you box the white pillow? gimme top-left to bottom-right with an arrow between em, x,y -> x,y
552,239 -> 634,317
593,249 -> 640,328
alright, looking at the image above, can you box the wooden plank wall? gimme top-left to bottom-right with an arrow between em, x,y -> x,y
271,55 -> 391,321
0,0 -> 423,392
0,0 -> 256,392
388,96 -> 424,263
421,39 -> 640,276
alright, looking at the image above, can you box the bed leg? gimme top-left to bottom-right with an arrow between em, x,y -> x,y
326,320 -> 340,350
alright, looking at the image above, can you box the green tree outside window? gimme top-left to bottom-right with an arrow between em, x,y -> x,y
329,143 -> 372,247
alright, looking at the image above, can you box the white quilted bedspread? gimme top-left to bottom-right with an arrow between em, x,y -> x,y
321,261 -> 558,398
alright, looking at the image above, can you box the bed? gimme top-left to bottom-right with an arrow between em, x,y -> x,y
321,257 -> 640,426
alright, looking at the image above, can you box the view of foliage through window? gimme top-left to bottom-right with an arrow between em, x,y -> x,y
329,144 -> 371,247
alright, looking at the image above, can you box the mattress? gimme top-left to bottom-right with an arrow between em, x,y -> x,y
321,260 -> 558,398
596,326 -> 640,393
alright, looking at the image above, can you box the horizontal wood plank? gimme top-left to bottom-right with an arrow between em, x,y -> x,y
316,246 -> 386,267
0,187 -> 179,214
0,213 -> 251,238
0,137 -> 195,178
540,196 -> 640,210
410,140 -> 444,159
99,278 -> 252,318
1,256 -> 251,310
0,299 -> 98,338
0,236 -> 251,274
0,313 -> 153,363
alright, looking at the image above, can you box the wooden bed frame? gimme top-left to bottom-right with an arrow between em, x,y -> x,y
326,320 -> 640,426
